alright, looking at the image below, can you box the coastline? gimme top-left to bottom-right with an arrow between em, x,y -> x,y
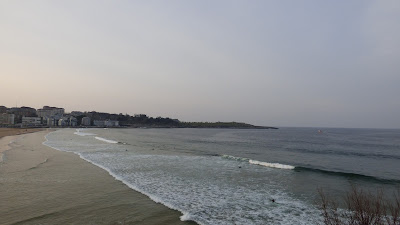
0,130 -> 196,225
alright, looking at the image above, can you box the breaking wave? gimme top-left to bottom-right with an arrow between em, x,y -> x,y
221,155 -> 295,170
249,160 -> 295,170
94,137 -> 118,144
221,154 -> 249,161
74,129 -> 96,136
220,154 -> 399,182
295,167 -> 400,184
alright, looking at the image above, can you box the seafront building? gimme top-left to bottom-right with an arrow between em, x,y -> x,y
58,116 -> 78,127
93,120 -> 105,127
36,106 -> 65,127
0,106 -> 123,128
46,117 -> 57,126
0,105 -> 132,128
0,105 -> 70,127
81,117 -> 91,126
37,106 -> 64,118
8,107 -> 37,117
0,113 -> 15,125
22,117 -> 42,126
105,120 -> 119,127
93,120 -> 119,127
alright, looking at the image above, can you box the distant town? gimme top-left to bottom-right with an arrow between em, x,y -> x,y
0,105 -> 277,129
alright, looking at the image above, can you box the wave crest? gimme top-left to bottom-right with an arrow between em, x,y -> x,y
249,160 -> 295,170
221,155 -> 249,161
95,137 -> 118,144
221,154 -> 295,170
74,129 -> 96,136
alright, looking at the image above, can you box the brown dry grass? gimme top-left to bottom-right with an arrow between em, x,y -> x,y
318,186 -> 400,225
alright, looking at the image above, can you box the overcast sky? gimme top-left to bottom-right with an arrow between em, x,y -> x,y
1,1 -> 399,128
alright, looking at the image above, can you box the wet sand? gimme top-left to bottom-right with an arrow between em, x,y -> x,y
0,131 -> 196,225
0,128 -> 44,162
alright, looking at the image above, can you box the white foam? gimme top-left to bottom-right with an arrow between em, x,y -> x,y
221,154 -> 249,161
95,137 -> 118,144
249,160 -> 295,170
180,212 -> 193,222
43,131 -> 73,152
222,154 -> 295,170
67,153 -> 197,224
43,129 -> 321,225
74,129 -> 96,136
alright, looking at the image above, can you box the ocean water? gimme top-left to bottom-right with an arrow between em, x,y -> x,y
43,128 -> 400,225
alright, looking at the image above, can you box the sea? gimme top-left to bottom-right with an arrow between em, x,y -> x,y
43,127 -> 400,225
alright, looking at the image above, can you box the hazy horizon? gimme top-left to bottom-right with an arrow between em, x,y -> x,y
1,1 -> 399,129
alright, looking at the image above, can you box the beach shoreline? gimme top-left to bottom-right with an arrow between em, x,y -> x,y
0,130 -> 196,225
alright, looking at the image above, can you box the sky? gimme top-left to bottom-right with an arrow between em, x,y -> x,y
1,0 -> 399,128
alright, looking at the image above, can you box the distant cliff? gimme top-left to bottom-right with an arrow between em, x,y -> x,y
178,122 -> 278,129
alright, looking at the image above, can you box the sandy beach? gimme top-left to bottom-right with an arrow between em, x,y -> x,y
0,128 -> 44,139
0,128 -> 44,162
0,130 -> 196,225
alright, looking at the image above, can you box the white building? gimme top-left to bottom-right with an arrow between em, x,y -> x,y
22,117 -> 41,126
0,114 -> 15,125
58,118 -> 67,126
93,120 -> 119,127
105,120 -> 119,127
69,117 -> 78,126
58,117 -> 78,127
81,117 -> 91,126
93,120 -> 105,127
46,117 -> 57,127
37,106 -> 64,118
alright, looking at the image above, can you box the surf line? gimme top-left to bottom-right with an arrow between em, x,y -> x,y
221,155 -> 295,170
94,137 -> 118,144
249,160 -> 295,170
74,129 -> 96,136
